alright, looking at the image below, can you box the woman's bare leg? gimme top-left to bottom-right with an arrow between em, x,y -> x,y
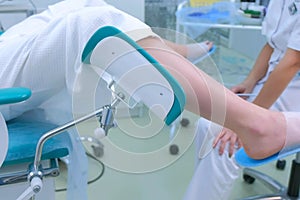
138,37 -> 287,159
163,39 -> 213,61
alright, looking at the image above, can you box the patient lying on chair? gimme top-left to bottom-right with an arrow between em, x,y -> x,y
0,0 -> 299,199
0,0 -> 212,199
0,0 -> 213,125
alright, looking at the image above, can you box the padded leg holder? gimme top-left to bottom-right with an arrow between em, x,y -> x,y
82,26 -> 186,125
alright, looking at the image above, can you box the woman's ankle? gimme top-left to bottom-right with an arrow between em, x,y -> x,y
242,112 -> 286,159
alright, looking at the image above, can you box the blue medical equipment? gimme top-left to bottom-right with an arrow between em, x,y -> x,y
235,146 -> 300,199
0,26 -> 186,199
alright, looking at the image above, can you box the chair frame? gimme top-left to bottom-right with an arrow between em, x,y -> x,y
241,152 -> 300,200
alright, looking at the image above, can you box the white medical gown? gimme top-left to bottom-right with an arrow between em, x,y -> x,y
0,0 -> 155,121
0,1 -> 156,199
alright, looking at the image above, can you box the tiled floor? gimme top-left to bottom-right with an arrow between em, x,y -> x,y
54,44 -> 294,200
54,112 -> 294,200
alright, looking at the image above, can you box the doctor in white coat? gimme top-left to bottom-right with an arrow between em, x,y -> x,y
184,0 -> 300,199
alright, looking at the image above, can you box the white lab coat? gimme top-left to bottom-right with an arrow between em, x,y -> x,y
251,0 -> 300,112
184,0 -> 300,199
183,118 -> 240,200
0,1 -> 155,199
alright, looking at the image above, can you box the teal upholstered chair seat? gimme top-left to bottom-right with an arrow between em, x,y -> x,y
3,119 -> 70,166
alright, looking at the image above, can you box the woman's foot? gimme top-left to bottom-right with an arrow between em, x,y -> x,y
162,39 -> 213,62
186,41 -> 214,62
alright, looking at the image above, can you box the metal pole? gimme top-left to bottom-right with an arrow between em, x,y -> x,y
32,96 -> 121,174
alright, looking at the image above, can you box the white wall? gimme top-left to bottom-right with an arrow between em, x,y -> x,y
106,0 -> 144,21
30,0 -> 145,20
0,0 -> 144,29
229,29 -> 266,60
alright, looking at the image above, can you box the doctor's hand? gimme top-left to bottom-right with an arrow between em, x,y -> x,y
213,128 -> 243,157
230,81 -> 255,100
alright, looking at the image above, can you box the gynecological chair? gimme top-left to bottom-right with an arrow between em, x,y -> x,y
235,145 -> 300,199
0,26 -> 186,200
0,87 -> 73,199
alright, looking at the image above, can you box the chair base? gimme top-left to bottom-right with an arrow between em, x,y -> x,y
0,158 -> 60,185
0,177 -> 56,200
0,159 -> 60,200
241,166 -> 300,200
241,194 -> 297,200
